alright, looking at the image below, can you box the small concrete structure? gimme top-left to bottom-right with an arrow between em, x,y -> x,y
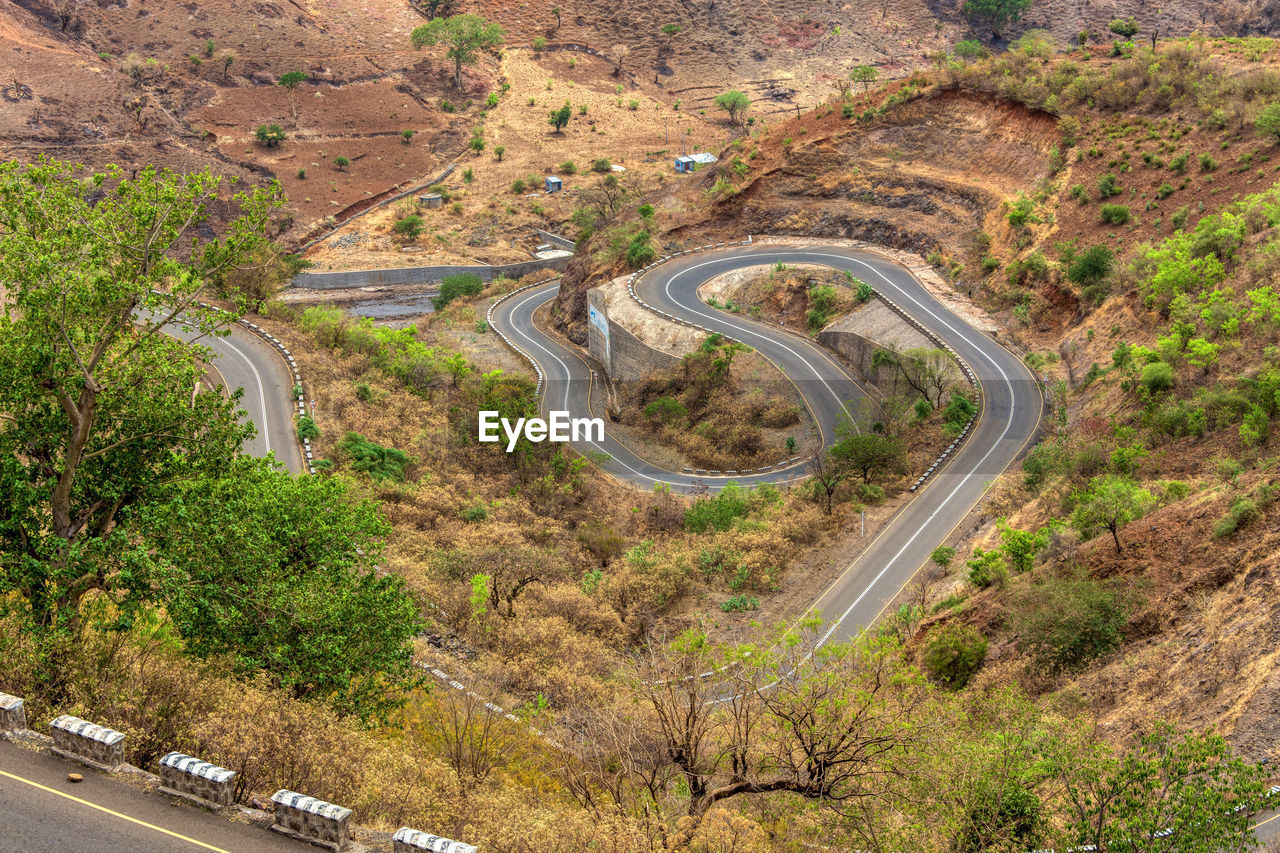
420,194 -> 443,209
544,175 -> 562,193
271,789 -> 353,851
158,752 -> 236,808
0,692 -> 26,733
674,152 -> 718,172
393,827 -> 478,853
49,715 -> 125,771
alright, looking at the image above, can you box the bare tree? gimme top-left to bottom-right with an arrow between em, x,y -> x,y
608,44 -> 630,76
809,450 -> 849,514
423,686 -> 524,782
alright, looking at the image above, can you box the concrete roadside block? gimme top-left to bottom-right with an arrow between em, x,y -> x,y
0,692 -> 26,733
49,715 -> 125,772
393,827 -> 478,853
158,752 -> 236,808
271,789 -> 353,851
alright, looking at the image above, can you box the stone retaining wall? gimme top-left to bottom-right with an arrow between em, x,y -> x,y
159,752 -> 236,808
393,827 -> 478,853
0,692 -> 25,733
50,715 -> 125,771
586,287 -> 681,380
271,789 -> 353,851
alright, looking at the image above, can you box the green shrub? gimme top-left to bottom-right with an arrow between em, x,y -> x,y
1214,497 -> 1260,537
720,594 -> 760,612
354,382 -> 374,402
591,157 -> 612,173
296,414 -> 320,440
393,214 -> 424,238
336,432 -> 410,482
685,482 -> 750,533
460,503 -> 488,523
1099,204 -> 1131,224
1097,173 -> 1120,198
255,124 -> 286,147
923,624 -> 988,688
432,272 -> 484,310
643,395 -> 687,425
1139,361 -> 1174,393
859,483 -> 886,504
558,160 -> 577,174
1168,153 -> 1189,174
1011,571 -> 1132,673
625,230 -> 656,268
1199,153 -> 1218,172
1170,205 -> 1189,230
1157,183 -> 1175,199
966,547 -> 1008,588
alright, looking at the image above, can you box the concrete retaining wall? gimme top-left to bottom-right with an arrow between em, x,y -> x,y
0,692 -> 26,733
271,789 -> 353,851
159,752 -> 236,808
294,256 -> 571,290
50,715 -> 125,771
535,229 -> 576,251
587,286 -> 681,380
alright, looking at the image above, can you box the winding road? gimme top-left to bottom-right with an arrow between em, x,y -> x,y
162,319 -> 305,475
491,244 -> 1045,644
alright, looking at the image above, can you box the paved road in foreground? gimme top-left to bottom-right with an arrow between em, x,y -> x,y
491,244 -> 1045,644
0,740 -> 299,853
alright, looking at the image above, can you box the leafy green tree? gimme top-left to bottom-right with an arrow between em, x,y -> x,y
998,520 -> 1047,574
1107,17 -> 1139,38
833,431 -> 904,484
962,0 -> 1031,33
1072,475 -> 1155,552
333,155 -> 350,171
1255,101 -> 1280,144
411,14 -> 505,91
0,160 -> 281,635
1067,244 -> 1114,286
255,123 -> 286,147
851,64 -> 879,92
931,546 -> 956,571
394,213 -> 424,238
1054,721 -> 1268,852
954,39 -> 988,63
137,459 -> 422,719
549,100 -> 572,133
337,432 -> 411,482
278,70 -> 306,122
966,547 -> 1008,588
713,89 -> 751,127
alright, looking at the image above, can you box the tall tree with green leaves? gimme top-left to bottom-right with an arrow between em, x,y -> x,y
851,64 -> 879,92
713,89 -> 751,127
1071,474 -> 1155,552
1053,721 -> 1268,852
411,14 -> 505,91
549,100 -> 572,133
278,70 -> 306,123
0,160 -> 282,635
137,458 -> 422,720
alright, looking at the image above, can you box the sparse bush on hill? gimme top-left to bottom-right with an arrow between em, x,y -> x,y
1011,570 -> 1134,673
1100,203 -> 1131,224
433,272 -> 484,310
923,623 -> 988,687
255,123 -> 286,147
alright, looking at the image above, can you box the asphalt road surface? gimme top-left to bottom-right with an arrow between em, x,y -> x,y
491,244 -> 1045,644
0,740 -> 299,853
161,319 -> 304,475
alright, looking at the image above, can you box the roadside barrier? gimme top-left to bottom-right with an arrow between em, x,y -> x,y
158,752 -> 237,808
49,714 -> 125,772
270,789 -> 354,851
0,692 -> 26,733
393,827 -> 478,853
